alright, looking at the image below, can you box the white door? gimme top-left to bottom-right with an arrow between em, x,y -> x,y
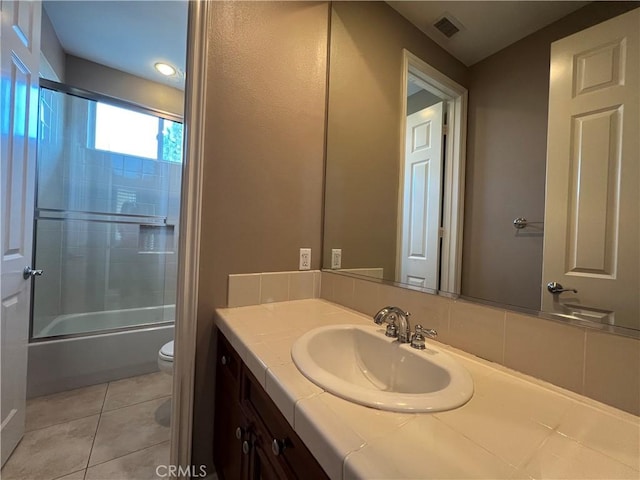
399,102 -> 444,290
1,0 -> 42,466
542,8 -> 639,326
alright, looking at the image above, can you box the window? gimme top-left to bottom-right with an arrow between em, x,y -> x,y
93,102 -> 183,163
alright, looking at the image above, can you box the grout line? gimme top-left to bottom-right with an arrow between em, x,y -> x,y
501,311 -> 507,364
84,386 -> 110,475
50,469 -> 86,480
24,412 -> 102,434
100,382 -> 109,414
101,393 -> 173,415
581,329 -> 587,394
85,439 -> 171,470
84,392 -> 171,472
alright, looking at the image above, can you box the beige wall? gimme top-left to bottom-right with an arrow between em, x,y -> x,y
192,1 -> 330,468
65,55 -> 184,116
323,2 -> 467,279
41,8 -> 65,81
462,2 -> 639,310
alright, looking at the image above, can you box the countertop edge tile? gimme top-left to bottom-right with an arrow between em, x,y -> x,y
295,394 -> 367,480
265,363 -> 323,427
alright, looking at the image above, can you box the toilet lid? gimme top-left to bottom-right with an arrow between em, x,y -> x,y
159,341 -> 174,361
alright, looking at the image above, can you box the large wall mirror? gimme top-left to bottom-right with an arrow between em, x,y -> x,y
322,1 -> 639,334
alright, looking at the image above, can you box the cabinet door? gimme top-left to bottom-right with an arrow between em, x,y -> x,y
215,331 -> 329,480
250,439 -> 291,480
242,368 -> 329,480
213,334 -> 247,480
213,390 -> 246,480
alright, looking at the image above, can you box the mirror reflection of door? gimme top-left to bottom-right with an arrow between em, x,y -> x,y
399,82 -> 444,290
395,56 -> 467,293
542,8 -> 639,327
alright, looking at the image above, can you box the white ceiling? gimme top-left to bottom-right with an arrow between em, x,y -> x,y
387,1 -> 589,66
44,1 -> 188,90
44,1 -> 589,91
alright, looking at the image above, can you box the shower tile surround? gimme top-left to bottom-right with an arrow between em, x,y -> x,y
33,90 -> 182,337
215,298 -> 639,479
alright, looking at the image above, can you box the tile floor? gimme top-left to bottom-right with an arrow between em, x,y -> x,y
1,372 -> 173,480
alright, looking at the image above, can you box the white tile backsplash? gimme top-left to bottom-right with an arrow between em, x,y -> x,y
227,274 -> 261,308
228,270 -> 322,307
260,272 -> 289,304
288,271 -> 315,300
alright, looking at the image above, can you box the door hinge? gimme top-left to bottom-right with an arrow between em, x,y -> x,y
438,228 -> 445,238
443,124 -> 449,135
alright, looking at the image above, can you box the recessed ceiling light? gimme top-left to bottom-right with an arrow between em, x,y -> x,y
155,62 -> 176,76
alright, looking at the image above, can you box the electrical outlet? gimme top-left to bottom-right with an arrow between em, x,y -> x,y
299,248 -> 311,270
331,249 -> 342,269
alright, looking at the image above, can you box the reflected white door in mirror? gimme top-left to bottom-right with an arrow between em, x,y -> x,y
542,8 -> 639,328
400,102 -> 444,290
398,51 -> 468,294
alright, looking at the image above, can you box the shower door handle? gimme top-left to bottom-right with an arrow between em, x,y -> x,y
23,266 -> 44,280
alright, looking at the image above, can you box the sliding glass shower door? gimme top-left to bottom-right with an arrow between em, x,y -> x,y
32,82 -> 183,339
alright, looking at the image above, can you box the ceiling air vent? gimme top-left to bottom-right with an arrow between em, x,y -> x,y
433,16 -> 460,38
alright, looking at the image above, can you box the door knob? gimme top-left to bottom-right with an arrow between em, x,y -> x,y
23,266 -> 43,280
547,282 -> 577,294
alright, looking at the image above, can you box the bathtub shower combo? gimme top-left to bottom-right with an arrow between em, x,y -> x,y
28,82 -> 182,397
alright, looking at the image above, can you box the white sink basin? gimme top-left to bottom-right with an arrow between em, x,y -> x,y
291,324 -> 473,412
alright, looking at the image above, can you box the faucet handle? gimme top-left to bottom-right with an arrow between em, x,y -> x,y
410,324 -> 437,350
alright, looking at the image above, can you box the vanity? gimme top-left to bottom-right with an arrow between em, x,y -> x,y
213,299 -> 639,480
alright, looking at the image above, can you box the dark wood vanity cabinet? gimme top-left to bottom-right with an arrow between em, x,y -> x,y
213,333 -> 329,480
213,332 -> 248,480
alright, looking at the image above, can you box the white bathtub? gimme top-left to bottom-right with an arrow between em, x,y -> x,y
27,305 -> 174,398
36,304 -> 175,337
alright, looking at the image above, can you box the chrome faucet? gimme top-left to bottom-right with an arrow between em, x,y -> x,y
373,306 -> 412,343
373,306 -> 438,348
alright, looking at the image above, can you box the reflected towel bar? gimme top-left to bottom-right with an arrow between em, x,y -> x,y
513,217 -> 543,229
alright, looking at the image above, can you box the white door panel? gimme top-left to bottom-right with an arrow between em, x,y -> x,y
542,8 -> 638,326
1,0 -> 41,466
400,102 -> 444,290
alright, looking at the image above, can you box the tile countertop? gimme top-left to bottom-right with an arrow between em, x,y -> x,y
215,299 -> 640,480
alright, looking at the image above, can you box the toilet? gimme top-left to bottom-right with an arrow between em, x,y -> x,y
158,341 -> 174,374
